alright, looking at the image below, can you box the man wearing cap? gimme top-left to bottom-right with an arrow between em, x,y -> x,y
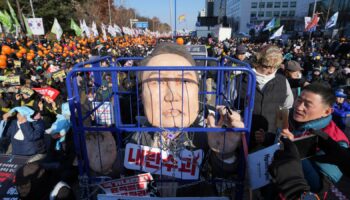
333,89 -> 350,133
284,60 -> 309,99
322,61 -> 340,87
234,45 -> 249,62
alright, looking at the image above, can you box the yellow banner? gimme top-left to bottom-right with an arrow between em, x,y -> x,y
14,60 -> 21,68
52,70 -> 66,81
4,76 -> 20,86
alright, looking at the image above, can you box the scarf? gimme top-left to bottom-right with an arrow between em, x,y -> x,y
253,68 -> 277,90
288,110 -> 332,136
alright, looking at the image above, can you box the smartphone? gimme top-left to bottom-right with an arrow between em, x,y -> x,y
293,134 -> 319,159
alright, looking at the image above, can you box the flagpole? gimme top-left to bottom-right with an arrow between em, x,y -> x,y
308,0 -> 317,40
174,0 -> 177,38
29,0 -> 35,17
324,0 -> 334,29
108,0 -> 112,25
169,0 -> 173,38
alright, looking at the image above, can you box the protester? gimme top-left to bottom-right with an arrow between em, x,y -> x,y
280,83 -> 349,195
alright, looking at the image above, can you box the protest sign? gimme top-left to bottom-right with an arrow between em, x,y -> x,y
92,102 -> 114,125
124,143 -> 203,180
52,69 -> 66,81
32,87 -> 60,101
20,87 -> 34,97
247,143 -> 280,189
99,173 -> 153,196
0,155 -> 29,199
4,76 -> 20,86
14,60 -> 21,68
27,18 -> 45,35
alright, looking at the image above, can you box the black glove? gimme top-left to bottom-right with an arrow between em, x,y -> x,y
311,130 -> 350,177
268,137 -> 310,200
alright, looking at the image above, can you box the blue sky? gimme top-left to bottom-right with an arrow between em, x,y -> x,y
116,0 -> 205,31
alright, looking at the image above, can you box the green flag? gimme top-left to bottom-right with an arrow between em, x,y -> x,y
7,0 -> 19,27
274,18 -> 280,29
51,18 -> 63,41
22,14 -> 33,36
70,18 -> 82,36
0,10 -> 12,31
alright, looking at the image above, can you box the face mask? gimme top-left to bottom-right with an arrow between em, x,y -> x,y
253,68 -> 277,88
297,72 -> 302,79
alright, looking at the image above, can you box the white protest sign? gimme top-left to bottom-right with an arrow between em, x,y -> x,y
218,27 -> 232,42
92,102 -> 114,125
99,173 -> 153,196
247,143 -> 280,189
27,18 -> 45,35
124,143 -> 203,180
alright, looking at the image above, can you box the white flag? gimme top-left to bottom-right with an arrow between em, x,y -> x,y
28,18 -> 45,35
325,12 -> 338,29
0,23 -> 3,33
101,23 -> 107,41
51,18 -> 63,41
82,19 -> 91,37
113,24 -> 121,34
92,21 -> 99,37
270,25 -> 284,40
107,24 -> 116,37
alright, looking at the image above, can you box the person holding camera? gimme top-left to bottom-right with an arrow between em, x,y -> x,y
279,83 -> 349,196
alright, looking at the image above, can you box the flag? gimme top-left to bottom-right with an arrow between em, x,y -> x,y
255,21 -> 265,32
274,18 -> 280,28
51,18 -> 63,41
107,24 -> 116,37
82,19 -> 91,37
27,18 -> 45,35
263,18 -> 275,31
305,13 -> 319,32
0,10 -> 12,31
70,19 -> 82,36
113,24 -> 121,34
270,25 -> 284,39
178,14 -> 186,23
91,21 -> 99,37
0,24 -> 2,33
32,87 -> 60,101
325,12 -> 338,29
7,1 -> 19,27
101,23 -> 107,41
22,14 -> 32,36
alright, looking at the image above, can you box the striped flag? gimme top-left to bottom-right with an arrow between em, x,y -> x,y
305,13 -> 319,32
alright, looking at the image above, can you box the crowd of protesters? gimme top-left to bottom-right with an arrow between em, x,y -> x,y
0,32 -> 349,199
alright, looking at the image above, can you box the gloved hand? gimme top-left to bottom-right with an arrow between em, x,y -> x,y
268,137 -> 310,200
311,130 -> 350,177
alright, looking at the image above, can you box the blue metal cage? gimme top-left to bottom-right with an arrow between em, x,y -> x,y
66,56 -> 256,199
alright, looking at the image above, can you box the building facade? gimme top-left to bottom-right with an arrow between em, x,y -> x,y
226,0 -> 315,34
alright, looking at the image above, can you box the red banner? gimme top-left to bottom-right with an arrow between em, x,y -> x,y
32,87 -> 60,101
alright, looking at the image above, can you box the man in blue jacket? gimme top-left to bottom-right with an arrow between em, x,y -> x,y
2,106 -> 46,161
